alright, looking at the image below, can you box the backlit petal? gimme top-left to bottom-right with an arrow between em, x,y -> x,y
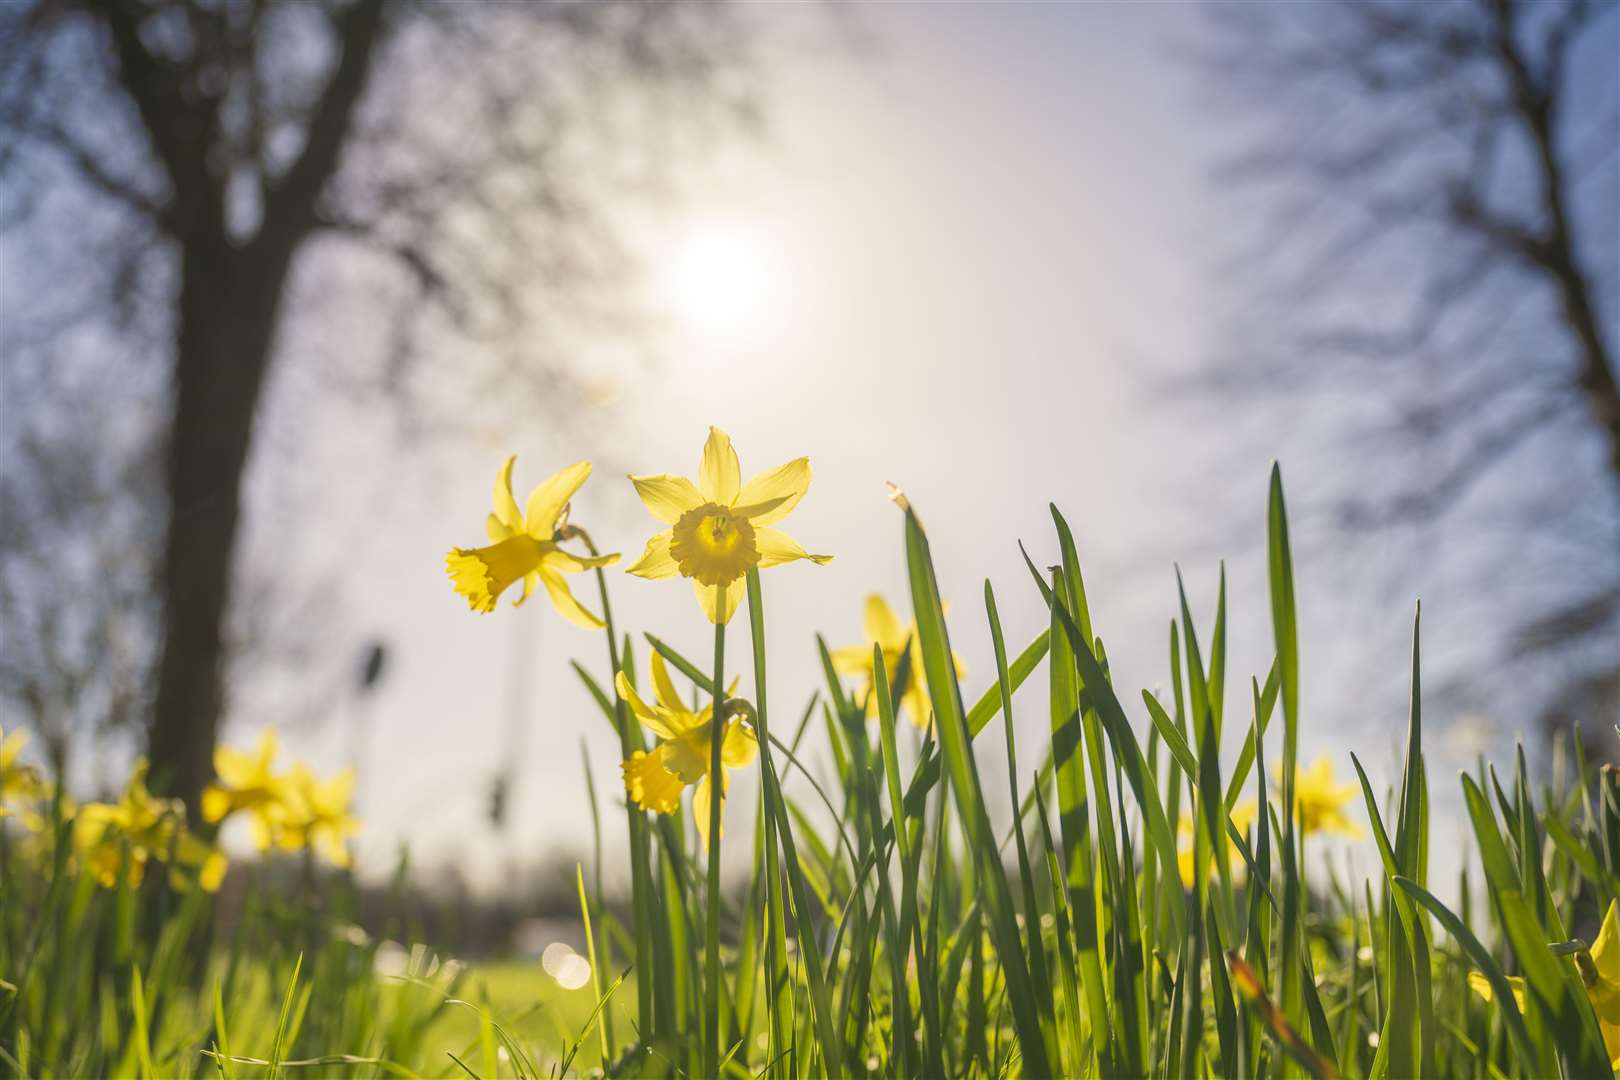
486,513 -> 516,543
735,457 -> 811,525
863,594 -> 905,648
493,455 -> 523,530
698,427 -> 741,504
650,650 -> 685,714
828,645 -> 875,676
524,460 -> 593,541
545,549 -> 620,573
754,527 -> 833,569
631,475 -> 706,524
538,566 -> 605,630
692,771 -> 731,851
627,531 -> 680,579
694,580 -> 744,625
721,719 -> 758,768
615,672 -> 682,740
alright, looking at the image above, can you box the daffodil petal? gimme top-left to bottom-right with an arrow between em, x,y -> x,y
1592,900 -> 1619,976
828,644 -> 875,676
698,427 -> 741,504
692,771 -> 731,851
631,475 -> 706,524
694,580 -> 744,625
722,719 -> 758,768
546,549 -> 620,573
624,531 -> 677,580
512,571 -> 538,607
753,527 -> 832,569
486,513 -> 516,543
538,566 -> 605,630
863,594 -> 905,648
650,650 -> 685,714
493,455 -> 523,530
615,672 -> 681,739
735,457 -> 811,525
524,460 -> 592,541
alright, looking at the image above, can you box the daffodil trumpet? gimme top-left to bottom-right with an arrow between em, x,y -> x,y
446,456 -> 620,628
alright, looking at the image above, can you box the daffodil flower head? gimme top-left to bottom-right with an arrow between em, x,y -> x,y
277,763 -> 362,868
202,728 -> 294,851
617,650 -> 757,849
627,427 -> 830,624
446,456 -> 620,628
829,594 -> 965,730
1276,754 -> 1363,838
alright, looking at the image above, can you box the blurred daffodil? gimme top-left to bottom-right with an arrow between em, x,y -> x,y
618,651 -> 756,849
277,764 -> 361,868
1175,799 -> 1258,889
1469,899 -> 1620,1070
1276,755 -> 1362,838
627,427 -> 830,624
829,594 -> 964,730
1,724 -> 45,814
446,456 -> 619,628
76,760 -> 226,893
202,729 -> 286,850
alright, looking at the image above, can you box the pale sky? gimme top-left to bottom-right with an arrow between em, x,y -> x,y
223,3 -> 1465,890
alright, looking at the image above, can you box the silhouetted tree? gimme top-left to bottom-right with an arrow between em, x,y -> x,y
0,0 -> 760,813
1199,0 -> 1617,744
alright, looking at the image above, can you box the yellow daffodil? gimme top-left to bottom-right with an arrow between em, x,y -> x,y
277,764 -> 362,868
75,760 -> 226,893
202,729 -> 289,850
1469,899 -> 1620,1071
618,651 -> 756,849
828,594 -> 965,730
1,724 -> 45,813
446,456 -> 620,628
1176,799 -> 1258,889
1276,754 -> 1362,838
627,427 -> 830,624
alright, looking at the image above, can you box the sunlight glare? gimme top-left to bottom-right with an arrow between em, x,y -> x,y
660,220 -> 774,341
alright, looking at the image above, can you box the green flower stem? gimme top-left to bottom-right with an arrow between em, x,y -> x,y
579,529 -> 655,1049
705,583 -> 728,1080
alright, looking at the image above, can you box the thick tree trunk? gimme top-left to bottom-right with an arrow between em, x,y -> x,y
146,231 -> 298,814
130,0 -> 386,815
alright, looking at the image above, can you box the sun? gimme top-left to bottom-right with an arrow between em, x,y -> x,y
658,220 -> 773,340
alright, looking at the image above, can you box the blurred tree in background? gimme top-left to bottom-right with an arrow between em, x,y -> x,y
1202,0 -> 1617,748
0,0 -> 760,813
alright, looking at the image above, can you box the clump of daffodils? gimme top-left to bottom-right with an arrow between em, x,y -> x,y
202,730 -> 361,868
76,760 -> 227,893
3,725 -> 227,890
